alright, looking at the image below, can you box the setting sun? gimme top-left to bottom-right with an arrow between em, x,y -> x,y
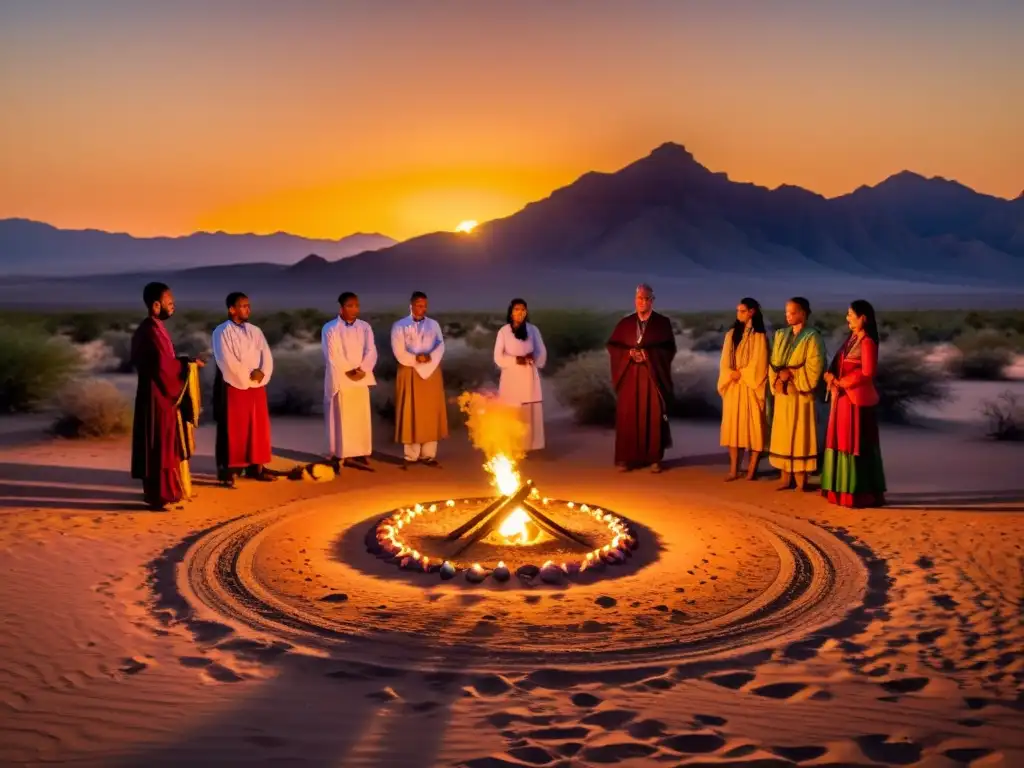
455,219 -> 478,233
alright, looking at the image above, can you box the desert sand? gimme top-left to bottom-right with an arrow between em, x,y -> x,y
0,411 -> 1021,767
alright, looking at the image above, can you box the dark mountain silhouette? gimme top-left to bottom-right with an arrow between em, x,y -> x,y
0,219 -> 396,276
0,143 -> 1021,310
293,142 -> 1023,290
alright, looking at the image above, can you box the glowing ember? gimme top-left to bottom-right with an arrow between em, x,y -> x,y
498,507 -> 531,544
485,453 -> 521,497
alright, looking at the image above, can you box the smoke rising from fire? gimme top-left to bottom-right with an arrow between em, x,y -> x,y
457,391 -> 528,462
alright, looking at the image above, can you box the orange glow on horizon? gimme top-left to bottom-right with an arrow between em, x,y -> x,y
0,4 -> 1020,240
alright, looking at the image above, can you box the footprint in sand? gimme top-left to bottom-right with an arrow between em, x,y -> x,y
880,677 -> 930,695
626,719 -> 667,739
855,734 -> 923,765
119,657 -> 148,675
202,663 -> 245,683
707,671 -> 755,690
594,596 -> 616,608
472,674 -> 514,696
319,592 -> 348,603
178,656 -> 212,668
507,746 -> 554,764
658,732 -> 727,754
694,714 -> 727,726
944,747 -> 995,763
771,744 -> 828,762
751,682 -> 808,699
581,742 -> 658,762
523,726 -> 591,741
580,709 -> 636,729
570,692 -> 601,708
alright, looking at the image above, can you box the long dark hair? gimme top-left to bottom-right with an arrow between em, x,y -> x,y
830,299 -> 880,373
731,297 -> 765,348
506,298 -> 529,341
850,299 -> 879,344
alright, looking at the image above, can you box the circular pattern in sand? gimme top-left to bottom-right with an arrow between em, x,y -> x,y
176,487 -> 867,673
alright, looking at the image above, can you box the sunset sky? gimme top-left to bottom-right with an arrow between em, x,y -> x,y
1,0 -> 1020,241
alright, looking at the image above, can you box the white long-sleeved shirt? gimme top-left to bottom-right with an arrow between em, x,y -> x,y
390,314 -> 445,380
322,316 -> 378,399
212,320 -> 274,390
494,323 -> 547,405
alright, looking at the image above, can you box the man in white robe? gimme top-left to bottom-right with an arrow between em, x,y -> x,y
322,292 -> 378,469
494,298 -> 548,452
391,291 -> 448,467
211,292 -> 275,486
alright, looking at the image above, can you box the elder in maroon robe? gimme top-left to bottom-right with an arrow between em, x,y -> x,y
130,283 -> 193,509
607,284 -> 676,471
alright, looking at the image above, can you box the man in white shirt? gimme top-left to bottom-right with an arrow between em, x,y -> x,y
322,291 -> 378,470
211,292 -> 275,486
390,291 -> 448,467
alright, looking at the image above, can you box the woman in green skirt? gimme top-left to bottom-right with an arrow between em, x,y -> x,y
821,300 -> 887,507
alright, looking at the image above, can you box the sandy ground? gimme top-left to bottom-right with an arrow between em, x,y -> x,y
0,410 -> 1021,768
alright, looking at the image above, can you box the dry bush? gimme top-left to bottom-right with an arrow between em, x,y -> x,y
981,391 -> 1023,441
948,330 -> 1016,380
552,351 -> 617,427
528,311 -> 617,373
100,329 -> 134,372
668,350 -> 721,420
267,347 -> 325,416
52,379 -> 132,438
0,325 -> 80,413
442,346 -> 498,395
876,344 -> 949,422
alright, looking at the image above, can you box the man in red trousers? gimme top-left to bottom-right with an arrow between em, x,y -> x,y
212,292 -> 275,486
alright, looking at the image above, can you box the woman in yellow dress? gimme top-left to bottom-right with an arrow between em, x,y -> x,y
768,297 -> 827,491
717,298 -> 768,480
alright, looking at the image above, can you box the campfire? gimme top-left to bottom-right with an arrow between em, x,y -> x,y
367,394 -> 637,585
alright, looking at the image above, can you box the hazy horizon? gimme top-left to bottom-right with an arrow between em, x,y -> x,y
1,0 -> 1021,242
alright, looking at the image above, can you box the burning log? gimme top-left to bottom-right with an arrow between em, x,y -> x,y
448,481 -> 536,557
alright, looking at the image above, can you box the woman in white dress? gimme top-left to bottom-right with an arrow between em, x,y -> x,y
494,298 -> 548,452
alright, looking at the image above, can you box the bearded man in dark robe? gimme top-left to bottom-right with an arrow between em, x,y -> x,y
130,282 -> 205,509
606,283 -> 677,472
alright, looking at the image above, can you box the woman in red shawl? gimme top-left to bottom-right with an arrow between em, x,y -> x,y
606,284 -> 677,472
820,300 -> 887,507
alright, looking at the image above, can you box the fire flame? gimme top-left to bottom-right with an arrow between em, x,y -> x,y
485,453 -> 520,497
498,506 -> 531,544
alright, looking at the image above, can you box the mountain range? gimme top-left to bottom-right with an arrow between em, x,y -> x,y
1,142 -> 1021,310
0,220 -> 396,276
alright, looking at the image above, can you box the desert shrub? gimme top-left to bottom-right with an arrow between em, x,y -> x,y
875,344 -> 948,422
442,346 -> 497,395
267,348 -> 324,416
0,325 -> 80,413
100,329 -> 134,372
981,391 -> 1024,441
668,350 -> 721,420
171,328 -> 212,361
63,312 -> 109,343
949,330 -> 1015,380
529,311 -> 617,373
690,330 -> 724,353
52,379 -> 132,438
552,351 -> 616,427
